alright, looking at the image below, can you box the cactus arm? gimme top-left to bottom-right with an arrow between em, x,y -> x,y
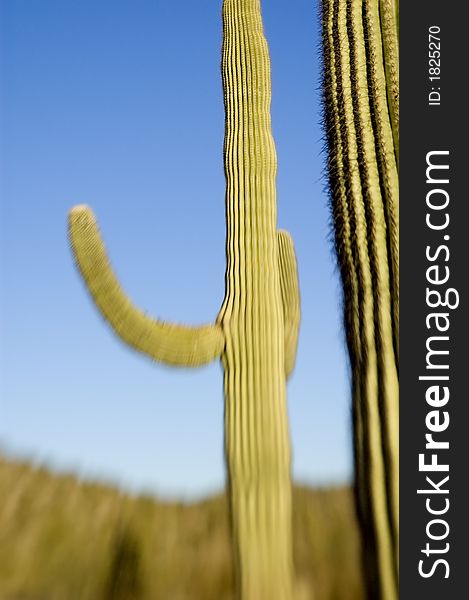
220,2 -> 295,598
68,205 -> 225,367
277,230 -> 300,378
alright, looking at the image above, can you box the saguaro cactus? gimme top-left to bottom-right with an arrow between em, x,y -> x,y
321,1 -> 399,599
68,1 -> 300,599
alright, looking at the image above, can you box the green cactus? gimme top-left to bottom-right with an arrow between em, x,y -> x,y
68,1 -> 299,599
321,1 -> 399,599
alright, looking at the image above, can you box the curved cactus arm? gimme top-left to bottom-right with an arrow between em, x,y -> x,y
68,205 -> 225,367
277,230 -> 300,378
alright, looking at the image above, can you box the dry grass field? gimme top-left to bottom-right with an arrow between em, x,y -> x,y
0,455 -> 364,600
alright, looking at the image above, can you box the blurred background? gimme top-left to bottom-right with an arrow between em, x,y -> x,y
0,0 -> 362,598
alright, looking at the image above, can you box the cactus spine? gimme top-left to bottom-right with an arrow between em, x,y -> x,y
68,1 -> 299,599
322,1 -> 399,599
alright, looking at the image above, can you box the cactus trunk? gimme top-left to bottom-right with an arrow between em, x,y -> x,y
68,1 -> 299,599
219,2 -> 294,597
321,1 -> 399,599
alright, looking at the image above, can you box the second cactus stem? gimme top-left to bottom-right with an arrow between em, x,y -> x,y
68,1 -> 300,599
322,1 -> 399,599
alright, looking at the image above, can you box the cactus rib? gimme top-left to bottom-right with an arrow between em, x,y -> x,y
69,206 -> 225,367
277,231 -> 301,378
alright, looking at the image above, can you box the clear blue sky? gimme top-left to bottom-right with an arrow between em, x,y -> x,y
0,0 -> 352,499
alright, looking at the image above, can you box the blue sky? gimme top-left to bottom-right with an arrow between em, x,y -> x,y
0,0 -> 352,499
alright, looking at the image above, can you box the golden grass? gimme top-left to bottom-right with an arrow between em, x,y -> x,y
0,455 -> 364,599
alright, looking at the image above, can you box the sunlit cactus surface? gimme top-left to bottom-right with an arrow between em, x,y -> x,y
321,0 -> 399,599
